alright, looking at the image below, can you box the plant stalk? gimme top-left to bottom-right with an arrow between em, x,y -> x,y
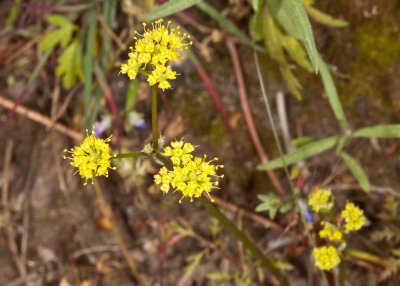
151,86 -> 158,152
93,182 -> 147,285
200,196 -> 289,286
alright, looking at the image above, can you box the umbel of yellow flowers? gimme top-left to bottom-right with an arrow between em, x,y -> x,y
154,140 -> 224,203
64,131 -> 115,185
308,187 -> 367,271
120,19 -> 192,90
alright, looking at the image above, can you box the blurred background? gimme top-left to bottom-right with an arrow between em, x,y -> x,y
0,0 -> 400,285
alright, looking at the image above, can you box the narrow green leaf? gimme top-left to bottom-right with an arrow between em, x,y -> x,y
281,35 -> 313,72
353,124 -> 400,138
184,251 -> 205,281
196,1 -> 261,50
305,6 -> 348,27
292,136 -> 315,148
268,0 -> 319,73
340,152 -> 371,193
319,55 -> 350,132
83,11 -> 97,126
145,0 -> 203,21
257,136 -> 338,170
280,66 -> 303,100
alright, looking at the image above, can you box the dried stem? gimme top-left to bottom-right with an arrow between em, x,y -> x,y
93,182 -> 147,285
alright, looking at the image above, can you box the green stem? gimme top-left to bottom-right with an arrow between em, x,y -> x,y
345,249 -> 389,266
200,197 -> 289,286
154,154 -> 173,170
113,152 -> 148,159
151,86 -> 158,152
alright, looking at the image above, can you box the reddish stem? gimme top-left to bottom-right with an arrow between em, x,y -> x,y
226,39 -> 286,196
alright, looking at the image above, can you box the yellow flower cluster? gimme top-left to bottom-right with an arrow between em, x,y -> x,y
120,19 -> 192,90
154,140 -> 223,203
308,187 -> 334,213
319,221 -> 343,242
313,246 -> 341,271
307,186 -> 367,271
341,202 -> 366,232
64,131 -> 115,185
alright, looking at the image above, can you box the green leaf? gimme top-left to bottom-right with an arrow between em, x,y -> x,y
340,152 -> 371,192
263,12 -> 285,63
319,56 -> 350,132
255,193 -> 282,219
196,2 -> 261,50
39,14 -> 77,52
55,38 -> 82,89
257,136 -> 339,170
353,124 -> 400,138
280,66 -> 303,100
145,0 -> 203,21
292,136 -> 315,148
183,251 -> 205,281
249,10 -> 264,41
281,35 -> 313,72
251,0 -> 266,12
305,6 -> 348,27
268,0 -> 319,73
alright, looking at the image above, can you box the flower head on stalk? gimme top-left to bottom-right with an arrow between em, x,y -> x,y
120,19 -> 192,90
308,187 -> 334,213
64,130 -> 115,185
313,246 -> 341,271
341,202 -> 366,232
154,140 -> 223,203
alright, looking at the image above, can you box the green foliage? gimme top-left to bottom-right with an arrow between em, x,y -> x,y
183,251 -> 206,281
268,0 -> 319,73
39,15 -> 78,52
40,14 -> 82,89
339,152 -> 371,192
319,56 -> 350,132
354,124 -> 400,138
257,136 -> 339,170
302,0 -> 348,27
255,193 -> 292,219
55,38 -> 83,89
145,0 -> 203,21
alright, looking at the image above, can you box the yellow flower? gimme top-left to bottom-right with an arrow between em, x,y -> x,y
313,246 -> 341,271
154,140 -> 223,203
308,187 -> 334,213
319,221 -> 343,242
341,202 -> 366,232
120,19 -> 192,90
64,131 -> 115,185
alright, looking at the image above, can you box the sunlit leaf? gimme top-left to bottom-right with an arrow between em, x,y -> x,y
145,0 -> 203,20
281,35 -> 313,72
257,136 -> 339,170
39,14 -> 77,52
55,38 -> 82,89
319,55 -> 350,132
268,0 -> 319,73
353,124 -> 400,138
340,152 -> 371,193
305,5 -> 348,27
